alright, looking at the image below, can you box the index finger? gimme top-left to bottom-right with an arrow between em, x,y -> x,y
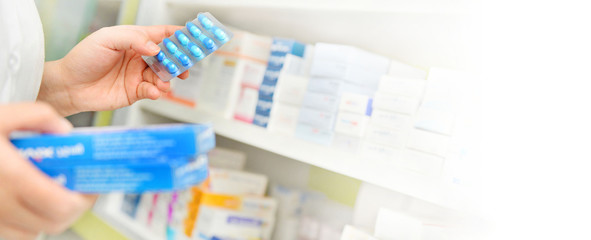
140,25 -> 184,43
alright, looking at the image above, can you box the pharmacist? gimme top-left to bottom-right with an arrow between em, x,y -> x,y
0,1 -> 188,239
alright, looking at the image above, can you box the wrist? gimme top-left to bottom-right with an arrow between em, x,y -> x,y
38,60 -> 78,116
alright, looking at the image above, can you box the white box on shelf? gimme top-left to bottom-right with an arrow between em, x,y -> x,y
374,208 -> 422,240
239,60 -> 269,89
310,43 -> 389,77
365,124 -> 409,149
223,27 -> 273,61
195,55 -> 242,117
341,225 -> 378,240
372,92 -> 421,115
302,92 -> 341,112
332,133 -> 362,153
306,77 -> 344,95
342,66 -> 385,89
334,111 -> 370,137
339,92 -> 372,115
194,195 -> 277,240
388,59 -> 428,79
406,129 -> 450,158
234,87 -> 259,123
360,142 -> 403,162
294,123 -> 334,145
309,44 -> 352,77
208,147 -> 247,170
267,102 -> 301,136
341,82 -> 378,98
370,110 -> 414,130
378,75 -> 426,98
273,74 -> 310,106
207,168 -> 269,196
298,107 -> 337,130
197,29 -> 271,118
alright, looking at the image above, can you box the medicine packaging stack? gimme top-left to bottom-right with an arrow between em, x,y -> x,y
410,68 -> 476,184
269,184 -> 354,240
265,45 -> 315,135
252,38 -> 307,128
143,12 -> 233,82
295,43 -> 390,145
298,194 -> 354,240
226,32 -> 273,123
332,92 -> 374,153
122,148 -> 278,240
207,147 -> 247,170
11,124 -> 215,193
362,60 -> 427,157
360,60 -> 446,177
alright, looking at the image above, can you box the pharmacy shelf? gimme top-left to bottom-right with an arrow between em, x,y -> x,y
136,99 -> 471,212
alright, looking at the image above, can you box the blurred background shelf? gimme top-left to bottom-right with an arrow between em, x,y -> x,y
164,0 -> 476,14
134,98 -> 472,212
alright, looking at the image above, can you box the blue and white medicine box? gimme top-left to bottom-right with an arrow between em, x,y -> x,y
39,155 -> 209,193
11,124 -> 215,164
253,38 -> 305,128
267,38 -> 306,70
10,124 -> 215,193
253,98 -> 273,127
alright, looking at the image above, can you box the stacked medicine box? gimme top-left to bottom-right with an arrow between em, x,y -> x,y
195,29 -> 272,119
361,60 -> 447,177
265,46 -> 315,135
252,38 -> 307,128
125,147 -> 277,240
409,68 -> 473,182
232,32 -> 273,123
295,43 -> 390,145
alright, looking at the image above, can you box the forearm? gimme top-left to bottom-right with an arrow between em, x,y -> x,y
38,60 -> 78,117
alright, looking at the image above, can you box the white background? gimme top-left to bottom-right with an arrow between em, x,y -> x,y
480,0 -> 591,239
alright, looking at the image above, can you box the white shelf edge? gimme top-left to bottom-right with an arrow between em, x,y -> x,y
165,0 -> 475,15
137,99 -> 474,212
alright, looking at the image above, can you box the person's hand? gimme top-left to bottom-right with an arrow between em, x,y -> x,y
38,25 -> 190,116
0,103 -> 98,239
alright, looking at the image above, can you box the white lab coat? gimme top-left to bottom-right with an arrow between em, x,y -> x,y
0,0 -> 45,103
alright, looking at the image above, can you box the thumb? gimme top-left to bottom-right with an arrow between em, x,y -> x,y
0,102 -> 73,136
97,26 -> 162,56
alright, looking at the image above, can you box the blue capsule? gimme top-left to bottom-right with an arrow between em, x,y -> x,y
175,52 -> 192,67
187,42 -> 204,59
156,51 -> 166,62
198,15 -> 214,30
161,58 -> 178,74
212,27 -> 229,43
175,31 -> 190,47
187,22 -> 202,39
201,37 -> 217,51
163,38 -> 178,55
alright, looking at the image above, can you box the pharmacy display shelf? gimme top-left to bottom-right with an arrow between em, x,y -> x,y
165,0 -> 475,15
136,98 -> 472,212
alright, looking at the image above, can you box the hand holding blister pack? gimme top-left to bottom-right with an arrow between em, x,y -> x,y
143,12 -> 233,81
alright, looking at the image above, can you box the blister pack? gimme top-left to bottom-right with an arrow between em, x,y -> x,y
143,12 -> 233,81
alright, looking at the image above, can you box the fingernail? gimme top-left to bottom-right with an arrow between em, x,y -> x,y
146,41 -> 160,55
